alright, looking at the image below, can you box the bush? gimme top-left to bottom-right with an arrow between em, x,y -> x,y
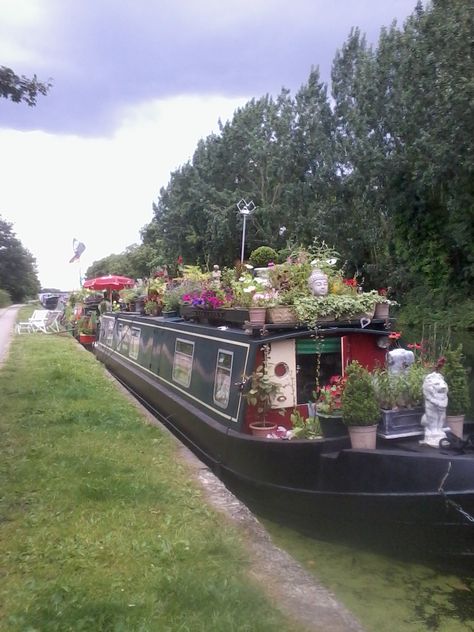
0,288 -> 11,307
341,361 -> 379,426
442,345 -> 471,415
249,246 -> 278,268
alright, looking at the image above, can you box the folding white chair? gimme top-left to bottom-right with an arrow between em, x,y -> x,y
31,310 -> 63,333
16,310 -> 50,334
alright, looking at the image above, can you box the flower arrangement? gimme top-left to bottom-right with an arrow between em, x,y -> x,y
181,286 -> 229,309
316,375 -> 347,415
231,267 -> 274,308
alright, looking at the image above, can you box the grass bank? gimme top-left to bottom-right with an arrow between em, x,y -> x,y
0,329 -> 301,632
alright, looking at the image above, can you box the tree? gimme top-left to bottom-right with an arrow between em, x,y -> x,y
0,216 -> 40,302
0,66 -> 51,105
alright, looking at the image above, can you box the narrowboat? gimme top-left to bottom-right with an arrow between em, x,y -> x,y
95,311 -> 474,561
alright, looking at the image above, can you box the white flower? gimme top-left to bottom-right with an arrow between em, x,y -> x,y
244,285 -> 256,293
244,263 -> 254,269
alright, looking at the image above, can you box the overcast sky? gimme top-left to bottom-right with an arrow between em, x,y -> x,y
0,0 -> 418,291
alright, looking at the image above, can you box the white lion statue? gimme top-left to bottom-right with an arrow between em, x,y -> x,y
420,372 -> 449,448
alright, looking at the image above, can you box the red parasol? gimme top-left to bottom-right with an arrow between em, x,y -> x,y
83,275 -> 136,303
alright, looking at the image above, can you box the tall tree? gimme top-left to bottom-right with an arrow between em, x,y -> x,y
0,216 -> 40,302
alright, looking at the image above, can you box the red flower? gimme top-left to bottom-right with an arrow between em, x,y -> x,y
177,255 -> 183,265
407,342 -> 422,350
343,278 -> 357,287
378,288 -> 388,296
388,332 -> 401,340
436,356 -> 446,370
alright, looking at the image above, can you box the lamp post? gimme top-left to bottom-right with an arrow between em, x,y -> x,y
236,198 -> 256,263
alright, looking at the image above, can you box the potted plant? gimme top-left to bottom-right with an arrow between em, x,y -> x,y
341,361 -> 380,449
289,409 -> 322,439
373,362 -> 428,439
315,375 -> 348,438
249,245 -> 278,268
441,344 -> 471,438
161,283 -> 184,317
242,364 -> 284,436
144,298 -> 161,316
374,288 -> 398,319
77,311 -> 98,347
231,269 -> 271,326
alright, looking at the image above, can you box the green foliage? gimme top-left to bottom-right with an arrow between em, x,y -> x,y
442,345 -> 471,415
293,291 -> 382,325
373,363 -> 428,410
1,333 -> 291,631
0,215 -> 41,301
341,361 -> 379,426
242,364 -> 283,422
0,65 -> 51,105
85,1 -> 473,311
0,288 -> 11,307
78,311 -> 97,334
290,410 -> 322,439
249,246 -> 278,268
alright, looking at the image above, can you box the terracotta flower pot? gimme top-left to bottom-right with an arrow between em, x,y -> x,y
249,421 -> 277,437
248,307 -> 266,326
347,424 -> 378,449
446,414 -> 464,439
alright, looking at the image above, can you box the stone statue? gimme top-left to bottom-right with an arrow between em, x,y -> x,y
387,348 -> 415,375
308,268 -> 328,297
420,372 -> 449,448
211,264 -> 221,286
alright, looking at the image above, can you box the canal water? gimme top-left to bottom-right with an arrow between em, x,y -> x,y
260,326 -> 474,632
263,519 -> 474,632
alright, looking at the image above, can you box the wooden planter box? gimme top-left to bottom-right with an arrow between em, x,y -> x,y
180,305 -> 249,326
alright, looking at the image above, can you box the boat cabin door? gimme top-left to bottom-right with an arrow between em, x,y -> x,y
265,340 -> 296,409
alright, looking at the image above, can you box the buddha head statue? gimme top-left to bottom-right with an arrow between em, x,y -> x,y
308,268 -> 329,297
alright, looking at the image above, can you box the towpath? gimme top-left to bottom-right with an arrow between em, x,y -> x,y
0,305 -> 366,632
0,304 -> 21,367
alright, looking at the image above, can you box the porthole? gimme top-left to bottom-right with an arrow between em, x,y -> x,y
274,362 -> 289,378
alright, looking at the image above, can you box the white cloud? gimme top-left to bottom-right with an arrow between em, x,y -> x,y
0,94 -> 247,290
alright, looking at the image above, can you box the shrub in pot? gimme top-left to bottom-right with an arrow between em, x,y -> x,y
441,345 -> 471,437
249,246 -> 278,268
341,361 -> 380,448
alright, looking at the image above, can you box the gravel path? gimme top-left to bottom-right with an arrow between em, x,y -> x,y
0,305 -> 21,367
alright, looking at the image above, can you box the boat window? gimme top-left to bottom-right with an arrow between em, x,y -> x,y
129,327 -> 141,360
295,338 -> 342,404
103,318 -> 114,345
213,350 -> 233,408
116,323 -> 123,348
172,339 -> 194,388
117,323 -> 130,354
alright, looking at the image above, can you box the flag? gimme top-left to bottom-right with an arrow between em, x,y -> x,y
69,238 -> 86,263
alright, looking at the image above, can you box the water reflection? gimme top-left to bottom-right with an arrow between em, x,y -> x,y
263,518 -> 474,632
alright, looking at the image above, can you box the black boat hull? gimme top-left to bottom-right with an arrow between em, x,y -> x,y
97,341 -> 474,561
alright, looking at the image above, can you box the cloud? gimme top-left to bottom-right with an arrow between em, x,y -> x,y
0,0 -> 417,136
0,94 -> 247,289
